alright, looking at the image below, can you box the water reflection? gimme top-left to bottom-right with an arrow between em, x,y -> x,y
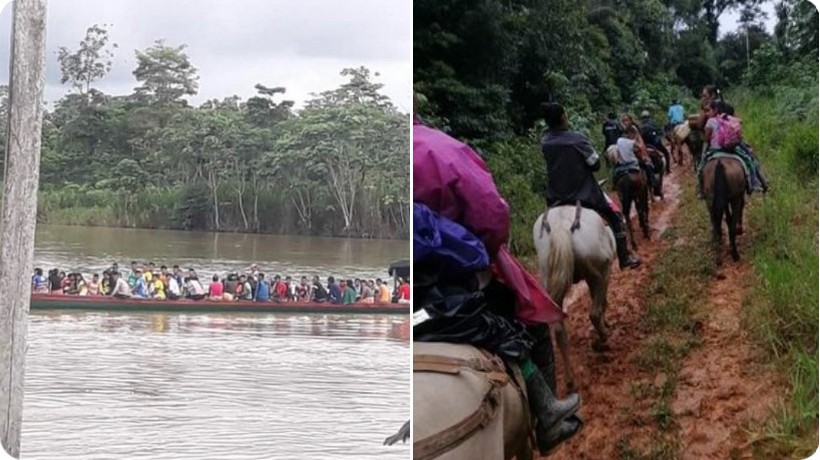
22,312 -> 410,459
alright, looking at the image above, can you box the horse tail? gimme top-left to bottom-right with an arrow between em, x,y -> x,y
546,214 -> 574,304
712,160 -> 729,221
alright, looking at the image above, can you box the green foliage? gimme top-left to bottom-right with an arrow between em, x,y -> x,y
730,67 -> 819,457
483,135 -> 546,255
25,28 -> 409,239
57,24 -> 117,98
133,40 -> 199,106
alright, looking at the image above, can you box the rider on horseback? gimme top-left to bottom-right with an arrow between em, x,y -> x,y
616,125 -> 658,192
696,100 -> 768,198
639,110 -> 672,174
541,103 -> 641,270
414,116 -> 583,454
601,112 -> 622,160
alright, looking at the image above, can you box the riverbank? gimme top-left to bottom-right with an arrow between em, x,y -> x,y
35,186 -> 408,240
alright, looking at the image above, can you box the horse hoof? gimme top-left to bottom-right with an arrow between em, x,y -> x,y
732,252 -> 740,261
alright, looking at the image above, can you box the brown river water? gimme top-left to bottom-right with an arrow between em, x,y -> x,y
19,225 -> 410,459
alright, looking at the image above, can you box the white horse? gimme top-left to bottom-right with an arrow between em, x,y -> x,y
413,342 -> 532,460
533,204 -> 615,392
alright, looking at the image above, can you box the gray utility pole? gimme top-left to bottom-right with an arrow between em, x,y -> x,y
0,0 -> 47,457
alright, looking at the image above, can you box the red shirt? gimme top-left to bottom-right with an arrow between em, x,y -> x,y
275,281 -> 287,298
398,283 -> 410,300
209,281 -> 223,297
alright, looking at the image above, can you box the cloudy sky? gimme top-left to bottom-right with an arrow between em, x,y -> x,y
0,0 -> 412,110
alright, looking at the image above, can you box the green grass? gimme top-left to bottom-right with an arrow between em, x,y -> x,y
731,87 -> 819,459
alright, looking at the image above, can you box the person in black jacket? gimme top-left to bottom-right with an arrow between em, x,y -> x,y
541,103 -> 640,269
601,112 -> 622,161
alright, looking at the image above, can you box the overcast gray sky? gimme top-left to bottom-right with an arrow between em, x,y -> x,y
0,0 -> 412,110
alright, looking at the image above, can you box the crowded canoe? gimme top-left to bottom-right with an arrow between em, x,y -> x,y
31,262 -> 411,305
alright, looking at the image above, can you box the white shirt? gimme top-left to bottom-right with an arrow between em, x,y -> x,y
616,138 -> 639,164
112,278 -> 131,296
187,279 -> 205,295
167,277 -> 181,296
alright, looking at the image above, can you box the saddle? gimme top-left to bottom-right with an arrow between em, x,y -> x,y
541,197 -> 618,238
701,149 -> 753,192
612,162 -> 642,185
413,351 -> 530,460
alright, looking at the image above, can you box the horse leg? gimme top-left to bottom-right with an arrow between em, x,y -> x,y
728,200 -> 740,261
623,195 -> 637,251
711,204 -> 723,267
736,195 -> 745,235
640,184 -> 650,240
553,321 -> 575,393
587,270 -> 611,352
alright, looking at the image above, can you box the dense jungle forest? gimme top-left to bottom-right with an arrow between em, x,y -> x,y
415,0 -> 818,457
0,28 -> 410,239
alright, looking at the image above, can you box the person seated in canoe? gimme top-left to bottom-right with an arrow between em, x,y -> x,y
327,276 -> 343,304
254,273 -> 271,301
158,265 -> 170,284
171,265 -> 183,287
60,272 -> 73,294
397,278 -> 410,304
144,262 -> 156,282
311,276 -> 329,302
110,272 -> 132,299
360,280 -> 375,304
87,274 -> 102,296
48,269 -> 62,294
270,275 -> 287,302
285,276 -> 296,301
295,276 -> 310,301
185,276 -> 206,301
127,262 -> 140,289
222,274 -> 238,301
237,275 -> 253,301
376,279 -> 391,303
208,274 -> 224,301
132,269 -> 150,298
150,273 -> 166,300
166,272 -> 181,300
32,268 -> 49,294
76,274 -> 89,296
342,279 -> 357,304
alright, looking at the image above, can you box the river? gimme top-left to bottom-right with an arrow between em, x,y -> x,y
20,225 -> 410,459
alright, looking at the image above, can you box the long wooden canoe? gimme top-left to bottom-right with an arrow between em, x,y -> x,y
29,294 -> 409,315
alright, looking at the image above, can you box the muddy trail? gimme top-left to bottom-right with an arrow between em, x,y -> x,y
538,164 -> 781,459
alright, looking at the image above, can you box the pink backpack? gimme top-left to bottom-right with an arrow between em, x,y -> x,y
715,114 -> 742,150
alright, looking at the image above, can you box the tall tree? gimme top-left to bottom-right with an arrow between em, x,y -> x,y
133,40 -> 199,106
56,24 -> 117,103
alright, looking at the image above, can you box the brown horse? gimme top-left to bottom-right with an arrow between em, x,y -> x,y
702,157 -> 746,266
413,342 -> 532,460
646,145 -> 666,200
604,145 -> 650,249
665,123 -> 689,167
666,117 -> 705,170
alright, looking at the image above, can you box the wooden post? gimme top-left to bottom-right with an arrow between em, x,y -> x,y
0,0 -> 47,457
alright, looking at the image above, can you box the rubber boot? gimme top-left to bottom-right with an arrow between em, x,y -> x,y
615,232 -> 640,269
526,371 -> 581,454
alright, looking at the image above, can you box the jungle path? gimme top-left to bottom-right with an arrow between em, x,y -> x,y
539,162 -> 782,459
